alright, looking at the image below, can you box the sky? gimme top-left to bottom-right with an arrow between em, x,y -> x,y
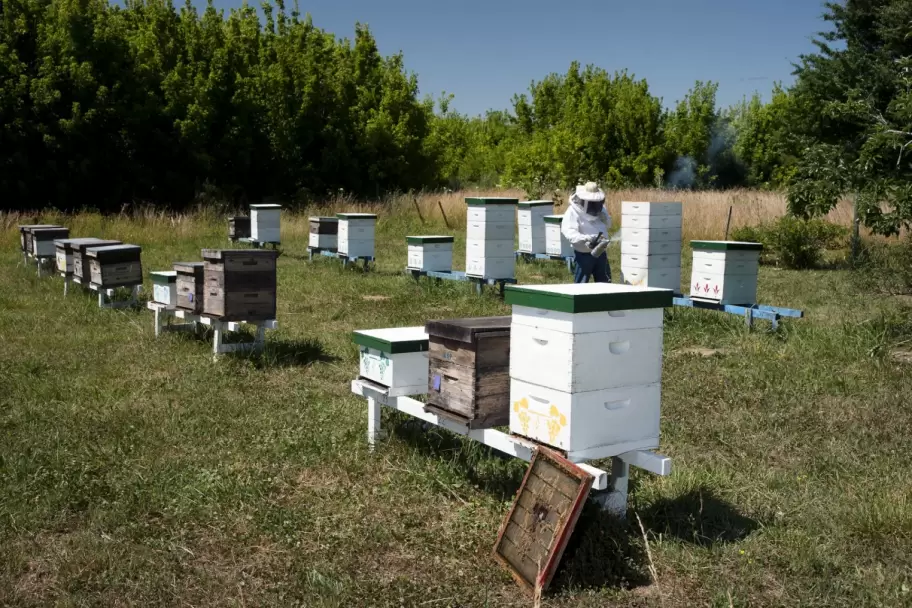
211,0 -> 828,116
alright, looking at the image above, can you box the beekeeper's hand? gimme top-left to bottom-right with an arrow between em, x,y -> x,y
587,234 -> 601,250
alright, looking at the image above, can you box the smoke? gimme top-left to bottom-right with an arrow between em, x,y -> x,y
667,156 -> 698,189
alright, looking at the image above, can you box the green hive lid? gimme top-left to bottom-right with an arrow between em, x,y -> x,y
690,240 -> 763,252
465,197 -> 519,206
543,215 -> 563,224
337,213 -> 378,219
504,283 -> 673,313
150,270 -> 177,284
250,203 -> 282,209
352,326 -> 428,354
518,200 -> 554,208
406,235 -> 455,244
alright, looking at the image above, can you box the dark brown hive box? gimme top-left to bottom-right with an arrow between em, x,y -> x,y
202,249 -> 278,321
173,262 -> 205,313
86,244 -> 143,288
228,216 -> 251,240
73,239 -> 122,282
424,316 -> 511,428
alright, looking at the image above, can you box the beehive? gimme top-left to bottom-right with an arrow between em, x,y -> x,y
425,316 -> 511,428
309,216 -> 339,250
406,236 -> 454,272
689,240 -> 763,305
55,238 -> 105,276
72,240 -> 122,282
150,271 -> 178,306
19,224 -> 63,255
30,227 -> 69,258
201,249 -> 278,321
250,204 -> 282,243
620,201 -> 683,291
517,201 -> 553,254
86,244 -> 143,288
543,215 -> 572,258
337,213 -> 377,258
465,197 -> 517,279
352,326 -> 429,395
228,216 -> 251,241
173,262 -> 205,313
504,283 -> 673,458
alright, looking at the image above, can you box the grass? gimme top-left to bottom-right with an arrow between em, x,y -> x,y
1,192 -> 910,607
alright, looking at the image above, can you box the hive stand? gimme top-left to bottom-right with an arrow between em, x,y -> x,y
309,247 -> 373,270
68,275 -> 142,308
146,301 -> 277,358
235,237 -> 280,250
406,269 -> 517,296
672,295 -> 804,330
23,252 -> 56,278
514,251 -> 576,273
351,378 -> 671,517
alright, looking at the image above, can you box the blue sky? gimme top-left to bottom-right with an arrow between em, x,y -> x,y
212,0 -> 828,116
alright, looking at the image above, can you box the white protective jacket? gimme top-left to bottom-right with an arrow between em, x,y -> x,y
561,204 -> 611,253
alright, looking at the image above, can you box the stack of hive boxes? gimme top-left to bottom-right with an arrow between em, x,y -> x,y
228,216 -> 251,242
406,236 -> 454,272
689,240 -> 763,305
465,197 -> 517,279
174,262 -> 205,313
202,249 -> 278,321
19,225 -> 63,256
250,204 -> 281,244
517,201 -> 553,254
55,238 -> 103,276
504,283 -> 673,460
337,213 -> 377,258
620,202 -> 683,291
309,217 -> 339,251
544,215 -> 573,258
87,245 -> 143,289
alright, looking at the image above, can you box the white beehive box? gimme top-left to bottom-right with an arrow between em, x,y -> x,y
309,216 -> 338,251
621,265 -> 682,291
544,215 -> 573,257
465,197 -> 517,280
466,198 -> 517,223
466,256 -> 515,279
689,241 -> 763,305
337,213 -> 377,258
150,270 -> 178,306
621,240 -> 682,257
622,201 -> 683,217
517,201 -> 552,254
250,203 -> 282,243
31,227 -> 70,257
407,236 -> 454,272
466,238 -> 513,258
621,227 -> 681,244
504,283 -> 673,458
352,326 -> 429,396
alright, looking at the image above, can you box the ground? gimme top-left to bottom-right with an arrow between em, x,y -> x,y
0,204 -> 910,607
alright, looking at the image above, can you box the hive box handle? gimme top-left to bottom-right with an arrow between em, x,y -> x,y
604,399 -> 630,411
609,341 -> 630,354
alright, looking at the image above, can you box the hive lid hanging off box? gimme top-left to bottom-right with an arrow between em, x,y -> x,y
690,240 -> 763,252
173,261 -> 205,274
518,200 -> 554,208
352,327 -> 429,354
465,197 -> 519,206
543,215 -> 563,224
406,235 -> 455,245
425,316 -> 511,343
86,244 -> 142,261
504,283 -> 673,314
336,213 -> 378,219
493,447 -> 594,596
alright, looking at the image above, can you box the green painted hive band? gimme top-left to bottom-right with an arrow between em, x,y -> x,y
150,271 -> 177,284
543,215 -> 563,224
406,236 -> 455,244
465,197 -> 519,206
504,284 -> 673,313
352,328 -> 429,354
690,240 -> 763,251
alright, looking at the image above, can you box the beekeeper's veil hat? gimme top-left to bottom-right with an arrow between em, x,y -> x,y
571,181 -> 606,217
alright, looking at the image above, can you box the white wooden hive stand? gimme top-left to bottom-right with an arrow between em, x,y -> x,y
147,301 -> 278,359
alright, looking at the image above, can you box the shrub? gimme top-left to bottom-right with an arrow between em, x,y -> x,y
855,236 -> 912,296
730,216 -> 849,269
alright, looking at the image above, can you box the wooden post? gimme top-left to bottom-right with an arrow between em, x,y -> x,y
413,197 -> 425,224
851,193 -> 861,266
438,201 -> 451,229
724,205 -> 733,240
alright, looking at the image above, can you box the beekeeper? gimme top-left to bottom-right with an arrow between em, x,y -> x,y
561,181 -> 612,283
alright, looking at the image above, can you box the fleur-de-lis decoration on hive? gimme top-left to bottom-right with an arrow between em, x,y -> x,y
513,397 -> 530,435
546,404 -> 567,445
378,354 -> 389,377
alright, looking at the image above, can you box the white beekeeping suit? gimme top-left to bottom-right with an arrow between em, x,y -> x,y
561,182 -> 611,253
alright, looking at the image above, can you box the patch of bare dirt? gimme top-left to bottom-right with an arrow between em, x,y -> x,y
361,295 -> 390,302
675,347 -> 728,358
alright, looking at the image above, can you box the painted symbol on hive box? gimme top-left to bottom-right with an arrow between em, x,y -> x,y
513,398 -> 530,435
546,404 -> 567,444
694,282 -> 700,292
713,285 -> 720,295
703,284 -> 710,293
432,375 -> 441,391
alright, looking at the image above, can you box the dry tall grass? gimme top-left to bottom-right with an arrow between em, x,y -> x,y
2,188 -> 856,244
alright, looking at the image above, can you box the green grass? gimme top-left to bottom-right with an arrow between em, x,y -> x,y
1,210 -> 911,607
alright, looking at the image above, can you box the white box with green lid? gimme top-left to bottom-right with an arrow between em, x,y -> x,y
504,283 -> 672,454
352,326 -> 429,396
466,197 -> 518,223
338,213 -> 377,258
544,215 -> 573,257
406,236 -> 454,272
689,241 -> 763,305
622,202 -> 682,217
250,203 -> 282,243
517,201 -> 552,254
150,270 -> 178,306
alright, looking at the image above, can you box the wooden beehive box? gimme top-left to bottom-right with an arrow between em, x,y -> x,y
72,239 -> 122,282
30,227 -> 69,257
352,326 -> 429,395
202,249 -> 278,321
309,216 -> 339,250
87,244 -> 143,288
424,316 -> 512,428
19,224 -> 63,254
55,238 -> 103,275
173,262 -> 205,313
228,216 -> 251,240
